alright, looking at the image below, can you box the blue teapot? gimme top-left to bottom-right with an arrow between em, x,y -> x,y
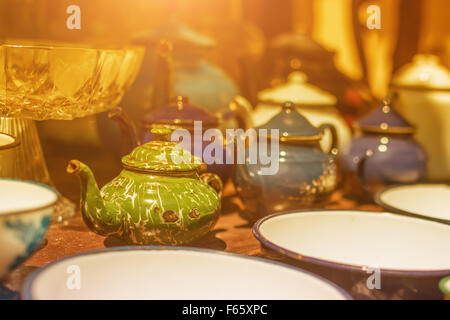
233,102 -> 339,221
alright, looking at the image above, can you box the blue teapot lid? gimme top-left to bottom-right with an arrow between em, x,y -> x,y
256,102 -> 323,142
357,98 -> 415,134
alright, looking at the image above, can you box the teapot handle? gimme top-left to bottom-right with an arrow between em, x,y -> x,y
222,96 -> 253,130
108,107 -> 141,156
318,123 -> 339,156
200,173 -> 223,199
355,150 -> 374,194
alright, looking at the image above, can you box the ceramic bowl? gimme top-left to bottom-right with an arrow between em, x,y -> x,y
0,179 -> 58,279
0,132 -> 20,178
439,276 -> 450,300
23,247 -> 350,300
254,210 -> 450,299
0,132 -> 19,150
376,184 -> 450,224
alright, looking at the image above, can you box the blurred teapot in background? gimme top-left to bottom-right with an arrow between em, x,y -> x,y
390,54 -> 450,182
124,20 -> 240,120
237,71 -> 352,153
98,21 -> 246,160
263,32 -> 374,119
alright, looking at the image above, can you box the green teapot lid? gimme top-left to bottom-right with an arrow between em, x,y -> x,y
122,127 -> 202,172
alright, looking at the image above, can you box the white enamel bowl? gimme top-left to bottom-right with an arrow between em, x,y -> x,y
376,184 -> 450,224
254,210 -> 450,274
0,133 -> 19,178
23,247 -> 350,300
0,133 -> 18,150
0,179 -> 57,279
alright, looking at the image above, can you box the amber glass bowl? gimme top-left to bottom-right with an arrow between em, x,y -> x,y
0,40 -> 145,120
0,40 -> 144,222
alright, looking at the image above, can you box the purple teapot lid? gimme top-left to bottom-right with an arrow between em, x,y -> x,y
357,98 -> 415,134
142,96 -> 219,129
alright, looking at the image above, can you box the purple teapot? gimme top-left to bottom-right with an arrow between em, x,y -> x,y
109,96 -> 246,183
340,98 -> 427,197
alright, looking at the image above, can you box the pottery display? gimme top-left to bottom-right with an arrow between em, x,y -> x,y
23,247 -> 350,300
440,276 -> 450,300
340,99 -> 427,197
109,96 -> 251,183
254,210 -> 450,299
0,132 -> 20,178
67,128 -> 223,245
0,179 -> 58,299
376,184 -> 450,225
391,54 -> 450,181
233,102 -> 338,221
243,72 -> 351,152
2,2 -> 450,303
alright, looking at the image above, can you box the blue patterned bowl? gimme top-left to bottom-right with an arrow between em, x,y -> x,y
0,179 -> 57,284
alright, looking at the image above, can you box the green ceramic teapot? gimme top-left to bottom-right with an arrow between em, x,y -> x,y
67,128 -> 222,245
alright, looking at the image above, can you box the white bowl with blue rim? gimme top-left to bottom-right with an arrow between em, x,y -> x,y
0,179 -> 58,299
254,210 -> 450,299
23,247 -> 351,300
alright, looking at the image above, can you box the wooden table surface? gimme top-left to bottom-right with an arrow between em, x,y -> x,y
25,187 -> 381,266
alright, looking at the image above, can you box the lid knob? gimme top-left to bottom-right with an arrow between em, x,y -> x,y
287,71 -> 308,83
174,96 -> 189,111
282,101 -> 295,109
151,127 -> 172,141
281,101 -> 295,114
381,98 -> 392,114
158,39 -> 173,57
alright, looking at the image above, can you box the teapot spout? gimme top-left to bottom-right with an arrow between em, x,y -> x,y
66,160 -> 119,235
108,107 -> 140,156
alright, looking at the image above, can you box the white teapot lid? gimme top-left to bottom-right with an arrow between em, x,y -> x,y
391,54 -> 450,90
257,72 -> 337,106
